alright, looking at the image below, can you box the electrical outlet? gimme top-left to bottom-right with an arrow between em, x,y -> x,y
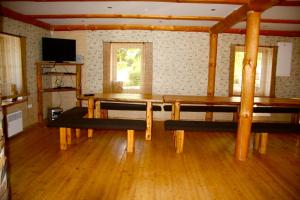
28,104 -> 32,109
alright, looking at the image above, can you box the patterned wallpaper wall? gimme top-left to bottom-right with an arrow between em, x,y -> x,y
70,30 -> 299,97
2,17 -> 50,125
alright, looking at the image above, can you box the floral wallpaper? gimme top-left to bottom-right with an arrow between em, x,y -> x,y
2,17 -> 50,125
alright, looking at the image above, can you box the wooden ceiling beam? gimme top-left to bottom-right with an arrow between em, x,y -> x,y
28,14 -> 300,25
27,14 -> 224,21
210,0 -> 281,33
0,6 -> 51,30
0,0 -> 247,4
52,24 -> 210,32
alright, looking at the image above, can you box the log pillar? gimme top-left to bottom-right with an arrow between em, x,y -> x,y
235,11 -> 261,161
205,33 -> 218,121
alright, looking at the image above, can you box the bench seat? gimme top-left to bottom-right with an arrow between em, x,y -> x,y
163,105 -> 238,112
48,118 -> 146,131
165,120 -> 237,132
164,120 -> 237,153
48,107 -> 146,152
101,102 -> 161,111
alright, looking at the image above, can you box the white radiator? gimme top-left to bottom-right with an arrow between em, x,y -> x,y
7,111 -> 23,137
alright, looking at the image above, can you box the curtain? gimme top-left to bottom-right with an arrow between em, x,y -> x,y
0,33 -> 23,97
103,42 -> 112,93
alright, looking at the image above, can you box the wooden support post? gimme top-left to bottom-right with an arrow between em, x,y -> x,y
235,11 -> 261,161
205,32 -> 218,121
127,130 -> 135,153
67,128 -> 72,145
175,130 -> 184,153
60,128 -> 67,150
145,101 -> 152,141
76,64 -> 82,106
88,97 -> 94,138
36,63 -> 43,122
259,133 -> 268,154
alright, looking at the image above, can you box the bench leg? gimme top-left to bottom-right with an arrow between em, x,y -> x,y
60,128 -> 67,150
253,133 -> 260,151
259,133 -> 268,154
127,130 -> 135,153
67,128 -> 72,145
88,129 -> 93,138
175,130 -> 184,153
76,129 -> 80,138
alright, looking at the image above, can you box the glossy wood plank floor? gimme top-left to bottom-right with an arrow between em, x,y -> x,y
7,122 -> 300,200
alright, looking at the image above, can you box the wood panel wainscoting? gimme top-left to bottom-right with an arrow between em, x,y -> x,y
7,122 -> 300,199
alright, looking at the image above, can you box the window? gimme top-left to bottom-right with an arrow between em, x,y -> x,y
0,33 -> 27,99
229,45 -> 277,97
103,42 -> 152,94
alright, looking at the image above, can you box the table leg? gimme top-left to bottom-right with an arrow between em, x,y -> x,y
173,102 -> 181,148
60,128 -> 67,150
146,101 -> 152,140
88,98 -> 94,138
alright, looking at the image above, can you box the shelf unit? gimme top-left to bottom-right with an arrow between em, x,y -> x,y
36,62 -> 83,122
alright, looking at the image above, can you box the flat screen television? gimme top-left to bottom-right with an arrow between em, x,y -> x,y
42,37 -> 76,63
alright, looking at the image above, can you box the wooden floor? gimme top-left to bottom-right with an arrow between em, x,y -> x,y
7,121 -> 300,200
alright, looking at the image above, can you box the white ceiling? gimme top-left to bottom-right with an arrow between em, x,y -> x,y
2,1 -> 300,32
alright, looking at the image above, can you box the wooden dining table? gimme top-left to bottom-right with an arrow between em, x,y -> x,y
163,95 -> 300,158
78,93 -> 163,140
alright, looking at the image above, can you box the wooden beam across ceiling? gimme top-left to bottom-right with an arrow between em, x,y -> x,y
27,14 -> 224,21
27,14 -> 300,25
210,0 -> 281,33
51,24 -> 211,32
0,0 -> 247,4
0,6 -> 51,30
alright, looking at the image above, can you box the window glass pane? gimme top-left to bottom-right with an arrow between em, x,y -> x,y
116,47 -> 142,90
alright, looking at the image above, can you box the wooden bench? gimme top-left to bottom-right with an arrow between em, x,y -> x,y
163,105 -> 239,121
253,106 -> 299,123
48,107 -> 146,152
252,122 -> 300,154
164,120 -> 237,153
99,102 -> 161,118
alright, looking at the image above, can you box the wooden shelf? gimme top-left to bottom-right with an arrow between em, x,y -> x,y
36,62 -> 83,122
43,88 -> 76,92
42,72 -> 76,76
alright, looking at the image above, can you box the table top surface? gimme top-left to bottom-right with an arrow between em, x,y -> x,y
79,93 -> 163,103
163,95 -> 300,107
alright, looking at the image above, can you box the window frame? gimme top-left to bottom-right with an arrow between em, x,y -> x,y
229,44 -> 277,98
103,42 -> 153,95
0,32 -> 27,99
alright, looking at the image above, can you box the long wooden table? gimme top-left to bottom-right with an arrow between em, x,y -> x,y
78,93 -> 163,140
163,95 -> 300,158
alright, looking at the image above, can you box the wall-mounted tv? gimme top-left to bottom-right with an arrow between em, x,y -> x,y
42,37 -> 76,63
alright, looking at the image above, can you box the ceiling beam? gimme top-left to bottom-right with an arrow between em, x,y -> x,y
225,28 -> 300,37
0,6 -> 51,30
27,14 -> 300,25
28,14 -> 223,21
0,0 -> 247,4
210,0 -> 280,33
52,24 -> 211,32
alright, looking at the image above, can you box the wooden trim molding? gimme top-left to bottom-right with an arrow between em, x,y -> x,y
0,6 -> 51,30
